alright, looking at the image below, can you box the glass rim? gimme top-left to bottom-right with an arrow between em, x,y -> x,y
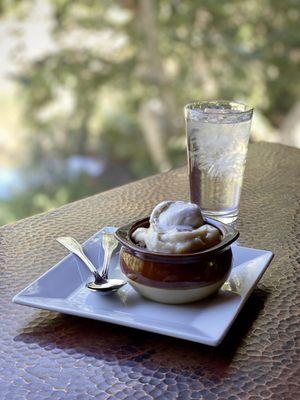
184,100 -> 253,115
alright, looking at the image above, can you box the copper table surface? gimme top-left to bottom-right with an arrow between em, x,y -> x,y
1,142 -> 299,400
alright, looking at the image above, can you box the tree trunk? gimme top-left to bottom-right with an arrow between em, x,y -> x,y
137,0 -> 176,171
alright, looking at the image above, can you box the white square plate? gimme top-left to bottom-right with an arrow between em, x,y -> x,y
13,227 -> 273,346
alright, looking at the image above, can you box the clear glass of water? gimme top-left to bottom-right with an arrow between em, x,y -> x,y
185,100 -> 253,223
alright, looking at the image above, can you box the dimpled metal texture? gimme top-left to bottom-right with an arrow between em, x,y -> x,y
0,143 -> 299,400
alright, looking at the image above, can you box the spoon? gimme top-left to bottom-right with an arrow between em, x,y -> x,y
56,234 -> 126,292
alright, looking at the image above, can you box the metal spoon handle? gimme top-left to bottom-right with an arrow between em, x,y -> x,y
100,233 -> 119,280
57,237 -> 102,281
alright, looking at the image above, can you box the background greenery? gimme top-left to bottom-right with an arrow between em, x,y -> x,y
0,0 -> 299,225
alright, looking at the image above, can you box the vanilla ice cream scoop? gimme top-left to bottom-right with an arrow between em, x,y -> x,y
132,200 -> 221,254
150,201 -> 204,232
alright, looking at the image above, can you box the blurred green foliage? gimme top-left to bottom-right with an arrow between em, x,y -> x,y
0,0 -> 299,225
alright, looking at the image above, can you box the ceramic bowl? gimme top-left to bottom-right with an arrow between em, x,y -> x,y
115,217 -> 239,304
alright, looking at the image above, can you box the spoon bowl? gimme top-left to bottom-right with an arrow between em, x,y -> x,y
87,279 -> 126,292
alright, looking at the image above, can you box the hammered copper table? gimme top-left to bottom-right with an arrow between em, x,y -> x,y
1,142 -> 299,400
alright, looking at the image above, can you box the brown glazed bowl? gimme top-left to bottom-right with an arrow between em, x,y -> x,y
115,217 -> 239,304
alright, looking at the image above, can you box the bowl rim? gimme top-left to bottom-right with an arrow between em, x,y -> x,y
115,216 -> 239,261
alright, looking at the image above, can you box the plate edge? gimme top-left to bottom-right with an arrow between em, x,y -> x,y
214,250 -> 274,345
12,296 -> 217,346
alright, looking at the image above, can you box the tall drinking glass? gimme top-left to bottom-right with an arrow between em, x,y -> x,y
185,100 -> 253,223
